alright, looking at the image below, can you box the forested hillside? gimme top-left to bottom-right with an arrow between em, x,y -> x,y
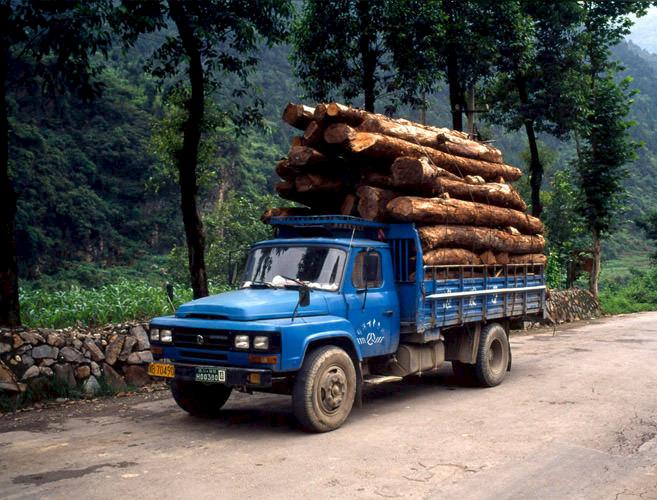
9,38 -> 657,284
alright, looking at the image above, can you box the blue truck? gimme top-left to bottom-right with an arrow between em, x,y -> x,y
147,216 -> 546,432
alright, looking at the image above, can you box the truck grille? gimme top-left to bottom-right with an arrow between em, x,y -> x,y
172,328 -> 231,351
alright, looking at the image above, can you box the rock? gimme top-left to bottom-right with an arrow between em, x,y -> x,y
59,346 -> 84,363
83,340 -> 105,362
104,335 -> 125,365
119,336 -> 137,361
0,340 -> 11,354
90,361 -> 101,377
0,360 -> 22,392
39,358 -> 56,367
72,339 -> 83,349
53,364 -> 77,388
82,375 -> 101,397
21,354 -> 34,368
40,366 -> 54,377
46,333 -> 65,348
124,365 -> 151,387
102,363 -> 126,390
12,334 -> 24,349
75,365 -> 91,380
21,365 -> 40,380
127,351 -> 153,364
31,345 -> 59,360
130,325 -> 150,351
19,331 -> 45,344
16,345 -> 31,355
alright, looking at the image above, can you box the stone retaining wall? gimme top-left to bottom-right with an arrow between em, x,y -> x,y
545,287 -> 602,324
0,322 -> 154,395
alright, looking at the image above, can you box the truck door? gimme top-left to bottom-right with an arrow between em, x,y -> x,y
346,248 -> 399,357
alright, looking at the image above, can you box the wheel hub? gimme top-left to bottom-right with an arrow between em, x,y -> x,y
318,366 -> 347,413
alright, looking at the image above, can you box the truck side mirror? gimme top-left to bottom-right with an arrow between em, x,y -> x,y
299,287 -> 310,307
365,253 -> 379,283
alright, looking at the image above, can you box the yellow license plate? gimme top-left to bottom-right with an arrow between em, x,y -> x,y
148,362 -> 175,378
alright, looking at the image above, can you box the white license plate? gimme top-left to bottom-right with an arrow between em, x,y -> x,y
195,367 -> 226,383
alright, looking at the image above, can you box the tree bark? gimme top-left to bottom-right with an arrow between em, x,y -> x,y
282,103 -> 315,130
390,157 -> 526,210
424,248 -> 481,265
275,159 -> 296,180
516,76 -> 543,217
418,225 -> 545,254
356,185 -> 398,221
287,145 -> 328,168
303,120 -> 325,146
340,193 -> 359,216
444,0 -> 464,132
359,117 -> 503,163
589,228 -> 601,298
508,254 -> 548,265
295,173 -> 345,194
387,196 -> 544,234
169,0 -> 209,299
0,34 -> 20,327
345,132 -> 522,181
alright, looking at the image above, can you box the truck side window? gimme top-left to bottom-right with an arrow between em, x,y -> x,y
352,250 -> 382,289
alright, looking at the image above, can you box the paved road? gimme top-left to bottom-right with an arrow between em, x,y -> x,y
2,312 -> 657,500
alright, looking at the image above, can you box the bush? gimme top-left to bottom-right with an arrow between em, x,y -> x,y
599,266 -> 657,314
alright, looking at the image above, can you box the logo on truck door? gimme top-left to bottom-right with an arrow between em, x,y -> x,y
356,319 -> 385,346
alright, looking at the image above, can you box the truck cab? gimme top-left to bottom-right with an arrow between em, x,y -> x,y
148,216 -> 546,432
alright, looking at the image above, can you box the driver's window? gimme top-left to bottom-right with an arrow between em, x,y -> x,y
352,251 -> 382,289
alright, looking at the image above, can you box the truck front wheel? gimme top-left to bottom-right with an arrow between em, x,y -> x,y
170,379 -> 232,418
293,345 -> 357,432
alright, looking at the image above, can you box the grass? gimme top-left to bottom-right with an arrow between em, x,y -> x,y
598,262 -> 657,315
20,279 -> 230,329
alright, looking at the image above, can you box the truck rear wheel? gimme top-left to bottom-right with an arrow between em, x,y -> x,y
170,379 -> 232,418
293,345 -> 357,432
474,323 -> 510,387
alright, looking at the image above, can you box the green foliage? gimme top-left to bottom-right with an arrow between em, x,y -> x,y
636,210 -> 657,261
19,279 -> 231,328
599,266 -> 657,314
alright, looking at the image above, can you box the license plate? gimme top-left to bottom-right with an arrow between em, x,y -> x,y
195,366 -> 226,383
148,362 -> 175,378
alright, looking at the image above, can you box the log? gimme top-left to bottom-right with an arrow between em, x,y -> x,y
295,173 -> 346,194
359,117 -> 503,163
290,136 -> 306,147
495,252 -> 510,265
282,103 -> 315,130
361,169 -> 394,190
387,196 -> 544,234
340,193 -> 359,216
275,180 -> 295,199
390,157 -> 526,210
324,123 -> 358,145
423,248 -> 481,265
261,207 -> 312,223
418,225 -> 545,254
275,159 -> 297,180
356,186 -> 398,221
303,121 -> 325,146
345,132 -> 522,182
509,254 -> 548,265
288,146 -> 327,168
479,250 -> 497,265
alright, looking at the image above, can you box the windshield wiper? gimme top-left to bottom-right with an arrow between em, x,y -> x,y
248,281 -> 275,289
280,275 -> 307,289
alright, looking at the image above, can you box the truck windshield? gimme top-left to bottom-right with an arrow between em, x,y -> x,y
243,246 -> 347,292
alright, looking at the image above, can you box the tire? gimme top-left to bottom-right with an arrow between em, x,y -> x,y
452,360 -> 477,386
170,379 -> 232,418
292,345 -> 357,432
474,323 -> 510,387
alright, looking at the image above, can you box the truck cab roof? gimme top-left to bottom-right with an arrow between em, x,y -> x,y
252,236 -> 389,249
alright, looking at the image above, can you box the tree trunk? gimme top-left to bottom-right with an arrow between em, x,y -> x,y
444,0 -> 463,132
418,225 -> 545,254
356,185 -> 397,221
345,132 -> 522,181
169,0 -> 209,299
387,196 -> 544,234
0,36 -> 20,327
357,0 -> 376,112
282,103 -> 315,130
390,157 -> 526,210
589,228 -> 601,298
516,76 -> 543,218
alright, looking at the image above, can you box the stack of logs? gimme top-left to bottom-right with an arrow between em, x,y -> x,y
265,102 -> 546,266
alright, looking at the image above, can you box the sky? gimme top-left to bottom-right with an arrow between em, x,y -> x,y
628,6 -> 657,54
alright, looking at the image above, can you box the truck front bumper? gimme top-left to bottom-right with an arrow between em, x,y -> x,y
172,363 -> 273,388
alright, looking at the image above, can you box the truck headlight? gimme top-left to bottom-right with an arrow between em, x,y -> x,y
253,336 -> 269,350
150,328 -> 160,341
234,334 -> 250,349
160,329 -> 173,343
